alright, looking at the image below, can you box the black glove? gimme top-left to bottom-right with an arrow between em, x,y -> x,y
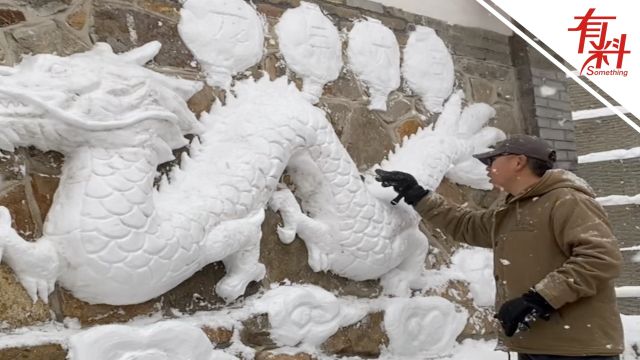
495,290 -> 555,337
374,169 -> 430,206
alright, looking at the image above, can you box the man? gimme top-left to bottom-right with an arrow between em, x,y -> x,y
375,134 -> 624,360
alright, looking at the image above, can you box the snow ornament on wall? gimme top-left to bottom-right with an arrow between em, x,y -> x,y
402,25 -> 455,113
0,40 -> 503,306
275,2 -> 343,103
252,284 -> 368,347
384,297 -> 468,357
179,0 -> 265,89
68,321 -> 236,360
347,18 -> 401,111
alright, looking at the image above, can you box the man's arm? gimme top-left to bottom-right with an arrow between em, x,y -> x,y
413,193 -> 495,248
534,192 -> 622,309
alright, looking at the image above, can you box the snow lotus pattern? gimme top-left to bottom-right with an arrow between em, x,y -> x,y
0,42 -> 502,307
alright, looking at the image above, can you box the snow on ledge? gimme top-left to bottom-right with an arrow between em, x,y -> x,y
578,147 -> 640,164
572,106 -> 630,121
616,286 -> 640,298
595,194 -> 640,206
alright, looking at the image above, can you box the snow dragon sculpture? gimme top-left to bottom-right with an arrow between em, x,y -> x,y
0,42 -> 504,306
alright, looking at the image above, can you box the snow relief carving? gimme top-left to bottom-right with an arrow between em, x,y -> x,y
275,2 -> 343,103
68,321 -> 235,360
253,284 -> 367,346
270,91 -> 505,297
347,18 -> 400,111
402,25 -> 455,113
384,297 -> 468,357
179,0 -> 265,89
0,42 -> 503,306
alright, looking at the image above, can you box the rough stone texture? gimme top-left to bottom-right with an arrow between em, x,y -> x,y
261,210 -> 382,298
240,314 -> 277,350
92,3 -> 195,68
323,70 -> 367,102
377,93 -> 415,124
321,312 -> 388,357
341,105 -> 394,171
575,115 -> 640,156
0,264 -> 52,329
9,20 -> 89,57
394,117 -> 423,140
66,5 -> 88,31
0,8 -> 26,27
0,183 -> 39,240
201,326 -> 234,348
137,0 -> 182,22
0,344 -> 67,360
256,351 -> 316,360
187,84 -> 216,118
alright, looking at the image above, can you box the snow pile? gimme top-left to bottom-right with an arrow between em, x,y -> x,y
538,85 -> 558,97
596,194 -> 640,206
275,2 -> 342,103
179,0 -> 264,89
347,18 -> 400,111
572,106 -> 630,121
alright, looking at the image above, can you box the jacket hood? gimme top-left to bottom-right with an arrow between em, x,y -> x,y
507,169 -> 596,203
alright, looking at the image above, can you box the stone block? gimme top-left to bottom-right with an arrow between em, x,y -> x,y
320,101 -> 352,138
10,20 -> 89,57
137,0 -> 182,22
395,117 -> 423,140
0,264 -> 52,329
539,128 -> 566,141
12,0 -> 71,16
201,326 -> 234,348
260,210 -> 382,298
256,351 -> 316,360
66,5 -> 89,31
0,183 -> 39,240
469,76 -> 496,103
323,69 -> 367,101
0,344 -> 66,359
342,105 -> 395,170
535,106 -> 569,120
240,314 -> 277,350
92,4 -> 196,68
321,312 -> 388,357
0,8 -> 26,27
553,140 -> 576,151
546,98 -> 572,112
187,84 -> 216,118
377,93 -> 414,124
346,0 -> 383,13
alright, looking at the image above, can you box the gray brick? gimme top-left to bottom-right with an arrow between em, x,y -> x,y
534,97 -> 549,107
575,158 -> 640,197
553,140 -> 577,151
547,99 -> 572,112
346,0 -> 384,13
531,68 -> 564,81
536,106 -> 570,120
575,116 -> 640,155
555,150 -> 570,161
547,119 -> 574,130
534,78 -> 566,91
537,118 -> 551,128
540,128 -> 566,141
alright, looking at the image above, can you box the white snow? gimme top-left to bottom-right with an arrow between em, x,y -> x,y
578,147 -> 640,163
538,85 -> 557,97
596,194 -> 640,206
68,321 -> 227,360
572,106 -> 630,121
402,26 -> 454,113
178,0 -> 265,89
347,18 -> 400,111
384,297 -> 468,357
616,286 -> 640,298
275,2 -> 342,103
252,285 -> 368,347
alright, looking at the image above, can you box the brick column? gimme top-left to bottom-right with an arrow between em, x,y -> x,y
510,36 -> 577,170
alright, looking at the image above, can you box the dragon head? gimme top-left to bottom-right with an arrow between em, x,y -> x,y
0,42 -> 202,162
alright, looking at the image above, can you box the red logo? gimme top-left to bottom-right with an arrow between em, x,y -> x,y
568,8 -> 630,77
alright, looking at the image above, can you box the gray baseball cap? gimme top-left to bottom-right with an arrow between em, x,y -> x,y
473,134 -> 556,166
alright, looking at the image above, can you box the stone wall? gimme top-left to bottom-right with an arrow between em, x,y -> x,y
0,0 -> 577,358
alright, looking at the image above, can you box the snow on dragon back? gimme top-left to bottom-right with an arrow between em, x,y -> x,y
0,42 -> 504,306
